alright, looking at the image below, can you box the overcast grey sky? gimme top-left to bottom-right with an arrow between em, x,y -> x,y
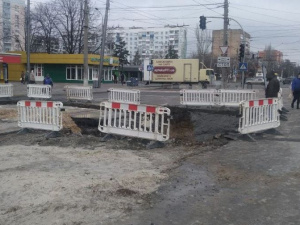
31,0 -> 300,64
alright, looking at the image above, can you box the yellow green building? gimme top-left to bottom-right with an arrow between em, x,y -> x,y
7,51 -> 119,83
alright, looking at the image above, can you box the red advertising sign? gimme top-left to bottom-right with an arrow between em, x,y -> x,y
0,55 -> 21,63
153,66 -> 176,74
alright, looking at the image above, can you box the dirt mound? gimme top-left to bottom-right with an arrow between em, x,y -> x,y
0,108 -> 17,120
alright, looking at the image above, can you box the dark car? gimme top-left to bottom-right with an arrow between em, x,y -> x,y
282,77 -> 293,85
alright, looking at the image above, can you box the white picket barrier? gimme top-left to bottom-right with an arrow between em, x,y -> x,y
27,84 -> 52,98
99,101 -> 170,141
17,100 -> 63,131
180,89 -> 258,107
180,89 -> 216,106
108,88 -> 140,104
219,89 -> 257,106
65,85 -> 93,101
238,98 -> 280,134
0,83 -> 13,97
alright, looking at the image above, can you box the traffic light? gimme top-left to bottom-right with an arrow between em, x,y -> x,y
199,16 -> 206,30
239,44 -> 245,62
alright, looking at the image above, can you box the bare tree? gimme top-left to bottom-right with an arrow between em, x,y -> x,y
31,3 -> 58,53
194,25 -> 212,67
263,45 -> 279,73
51,0 -> 85,54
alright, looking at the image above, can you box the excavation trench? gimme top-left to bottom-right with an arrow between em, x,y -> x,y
71,106 -> 240,144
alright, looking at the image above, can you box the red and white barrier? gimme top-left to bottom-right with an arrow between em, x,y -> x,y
99,101 -> 170,141
17,100 -> 63,131
238,98 -> 280,134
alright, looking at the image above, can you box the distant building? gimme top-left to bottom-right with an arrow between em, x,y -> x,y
258,50 -> 283,63
107,25 -> 188,63
8,51 -> 119,83
212,29 -> 251,59
0,0 -> 25,52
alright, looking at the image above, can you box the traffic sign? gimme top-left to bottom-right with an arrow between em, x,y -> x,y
220,46 -> 228,54
147,64 -> 153,71
217,57 -> 230,67
239,62 -> 248,71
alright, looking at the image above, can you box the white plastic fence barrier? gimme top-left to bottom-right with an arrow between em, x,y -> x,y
278,88 -> 283,110
219,89 -> 257,106
99,101 -> 170,141
108,88 -> 140,104
238,98 -> 280,134
27,84 -> 52,99
17,100 -> 63,131
65,85 -> 93,101
180,89 -> 257,107
180,89 -> 216,106
0,83 -> 13,97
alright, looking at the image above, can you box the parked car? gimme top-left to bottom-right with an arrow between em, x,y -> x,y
282,77 -> 293,85
245,77 -> 265,85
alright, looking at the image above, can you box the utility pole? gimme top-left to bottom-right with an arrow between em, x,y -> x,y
26,0 -> 30,80
98,0 -> 110,88
83,0 -> 89,86
222,0 -> 229,88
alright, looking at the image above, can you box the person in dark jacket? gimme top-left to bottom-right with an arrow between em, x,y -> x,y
120,73 -> 125,86
291,73 -> 300,109
43,74 -> 53,87
265,71 -> 280,98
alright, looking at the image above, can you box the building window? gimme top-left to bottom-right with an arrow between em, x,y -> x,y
34,64 -> 44,77
66,66 -> 77,80
77,66 -> 83,80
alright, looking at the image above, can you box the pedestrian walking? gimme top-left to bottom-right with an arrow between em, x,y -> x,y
43,74 -> 53,87
121,73 -> 125,86
20,71 -> 25,84
29,70 -> 36,84
24,72 -> 29,84
291,73 -> 300,109
113,73 -> 117,84
265,71 -> 280,98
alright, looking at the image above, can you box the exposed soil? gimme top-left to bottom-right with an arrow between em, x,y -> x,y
0,105 -> 238,225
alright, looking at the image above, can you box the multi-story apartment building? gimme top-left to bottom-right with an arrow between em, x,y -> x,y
212,29 -> 251,59
258,50 -> 283,63
0,0 -> 25,52
107,25 -> 188,63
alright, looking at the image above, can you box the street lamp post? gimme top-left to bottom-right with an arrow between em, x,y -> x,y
95,8 -> 103,88
97,0 -> 110,88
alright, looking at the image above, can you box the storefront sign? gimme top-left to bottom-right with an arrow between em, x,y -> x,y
0,55 -> 21,63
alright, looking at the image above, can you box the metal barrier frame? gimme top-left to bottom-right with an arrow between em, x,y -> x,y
65,85 -> 93,101
238,98 -> 280,134
99,101 -> 170,141
0,83 -> 13,97
108,88 -> 140,104
27,84 -> 52,99
17,100 -> 63,131
180,89 -> 257,107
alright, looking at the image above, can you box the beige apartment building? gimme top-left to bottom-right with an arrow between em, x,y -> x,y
212,29 -> 251,59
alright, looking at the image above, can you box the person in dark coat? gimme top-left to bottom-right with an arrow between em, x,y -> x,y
291,73 -> 300,109
120,73 -> 125,85
265,71 -> 280,98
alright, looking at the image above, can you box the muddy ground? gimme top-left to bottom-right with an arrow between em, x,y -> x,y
0,106 -> 234,225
